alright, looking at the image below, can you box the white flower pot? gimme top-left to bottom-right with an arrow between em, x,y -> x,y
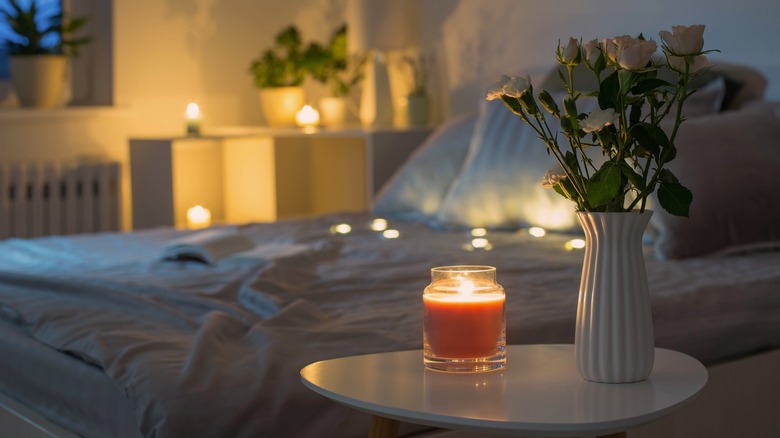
575,210 -> 655,383
10,55 -> 67,109
258,86 -> 305,127
319,96 -> 348,127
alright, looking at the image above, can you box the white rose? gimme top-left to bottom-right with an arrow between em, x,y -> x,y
560,37 -> 580,64
659,24 -> 705,56
604,35 -> 657,70
581,108 -> 617,133
502,75 -> 532,98
667,54 -> 708,74
542,165 -> 567,189
583,39 -> 602,65
486,74 -> 512,101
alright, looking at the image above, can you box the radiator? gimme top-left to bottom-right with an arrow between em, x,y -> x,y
0,159 -> 121,239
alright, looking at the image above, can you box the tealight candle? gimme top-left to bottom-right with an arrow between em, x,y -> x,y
423,266 -> 506,372
296,105 -> 320,127
185,102 -> 202,136
186,205 -> 211,229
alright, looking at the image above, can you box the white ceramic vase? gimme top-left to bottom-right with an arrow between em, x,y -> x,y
10,55 -> 67,108
359,50 -> 393,128
406,94 -> 430,127
575,210 -> 655,383
258,86 -> 305,127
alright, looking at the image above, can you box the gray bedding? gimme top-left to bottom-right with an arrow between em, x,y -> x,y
1,213 -> 779,437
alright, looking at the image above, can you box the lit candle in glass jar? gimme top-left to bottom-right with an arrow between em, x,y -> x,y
423,266 -> 506,372
186,205 -> 211,229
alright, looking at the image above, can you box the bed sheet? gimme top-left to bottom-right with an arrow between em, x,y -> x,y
0,213 -> 778,437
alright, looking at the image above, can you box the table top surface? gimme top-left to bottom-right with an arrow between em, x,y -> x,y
300,344 -> 708,437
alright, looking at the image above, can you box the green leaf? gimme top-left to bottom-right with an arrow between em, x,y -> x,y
631,78 -> 673,95
598,71 -> 619,110
618,162 -> 646,191
658,181 -> 693,217
587,161 -> 622,207
629,102 -> 642,127
618,69 -> 634,95
553,182 -> 573,201
629,123 -> 660,159
658,168 -> 679,183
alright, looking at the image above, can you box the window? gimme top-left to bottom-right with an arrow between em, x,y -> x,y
0,0 -> 62,78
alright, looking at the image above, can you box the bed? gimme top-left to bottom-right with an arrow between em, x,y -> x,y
1,62 -> 779,438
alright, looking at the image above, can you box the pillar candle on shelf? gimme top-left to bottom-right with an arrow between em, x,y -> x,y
423,266 -> 506,373
186,205 -> 211,229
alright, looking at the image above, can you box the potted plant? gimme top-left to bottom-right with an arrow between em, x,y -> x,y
1,0 -> 90,108
248,25 -> 310,127
403,53 -> 432,126
305,24 -> 365,127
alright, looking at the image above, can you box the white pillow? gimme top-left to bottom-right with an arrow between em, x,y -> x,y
373,113 -> 477,223
435,96 -> 599,231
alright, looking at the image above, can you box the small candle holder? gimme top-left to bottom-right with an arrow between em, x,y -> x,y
185,102 -> 202,136
423,266 -> 506,373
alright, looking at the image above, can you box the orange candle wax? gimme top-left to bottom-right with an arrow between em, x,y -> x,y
424,287 -> 505,358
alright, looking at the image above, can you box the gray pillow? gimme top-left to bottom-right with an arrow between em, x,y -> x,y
653,100 -> 780,259
372,113 -> 476,222
435,95 -> 599,231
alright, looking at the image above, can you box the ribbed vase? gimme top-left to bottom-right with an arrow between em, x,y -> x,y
575,211 -> 654,383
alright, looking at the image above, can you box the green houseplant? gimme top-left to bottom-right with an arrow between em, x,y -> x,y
305,24 -> 365,126
248,25 -> 310,126
1,0 -> 90,108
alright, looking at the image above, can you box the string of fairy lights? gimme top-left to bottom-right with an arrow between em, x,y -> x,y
329,219 -> 587,251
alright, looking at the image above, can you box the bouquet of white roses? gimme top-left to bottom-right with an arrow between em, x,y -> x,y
487,25 -> 717,216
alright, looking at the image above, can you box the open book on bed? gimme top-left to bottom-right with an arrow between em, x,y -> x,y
161,228 -> 309,264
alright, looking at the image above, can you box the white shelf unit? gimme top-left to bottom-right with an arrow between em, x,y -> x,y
129,126 -> 432,229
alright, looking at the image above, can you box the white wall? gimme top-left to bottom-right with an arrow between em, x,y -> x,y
113,0 -> 347,136
416,0 -> 780,117
2,0 -> 778,231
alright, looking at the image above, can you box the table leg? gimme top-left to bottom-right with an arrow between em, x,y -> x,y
368,415 -> 400,438
597,432 -> 627,438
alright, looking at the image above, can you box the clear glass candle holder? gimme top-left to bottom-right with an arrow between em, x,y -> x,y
423,266 -> 506,372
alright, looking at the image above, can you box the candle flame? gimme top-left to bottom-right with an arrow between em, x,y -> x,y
470,227 -> 487,237
330,223 -> 352,234
296,105 -> 320,127
458,279 -> 476,295
186,102 -> 200,118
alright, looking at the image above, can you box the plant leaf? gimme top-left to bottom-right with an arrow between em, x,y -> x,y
587,161 -> 622,207
657,181 -> 692,217
598,71 -> 618,110
631,78 -> 673,95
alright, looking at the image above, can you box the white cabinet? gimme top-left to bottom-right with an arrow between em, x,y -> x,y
129,126 -> 432,229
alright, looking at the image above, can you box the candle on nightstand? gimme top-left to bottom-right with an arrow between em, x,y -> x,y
185,102 -> 202,136
423,266 -> 506,373
186,205 -> 211,229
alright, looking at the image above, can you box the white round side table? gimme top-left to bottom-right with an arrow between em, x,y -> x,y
300,344 -> 707,438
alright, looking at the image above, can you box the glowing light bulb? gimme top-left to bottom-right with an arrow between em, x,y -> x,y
370,218 -> 388,231
471,228 -> 487,237
382,229 -> 400,239
529,227 -> 546,237
330,223 -> 352,234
